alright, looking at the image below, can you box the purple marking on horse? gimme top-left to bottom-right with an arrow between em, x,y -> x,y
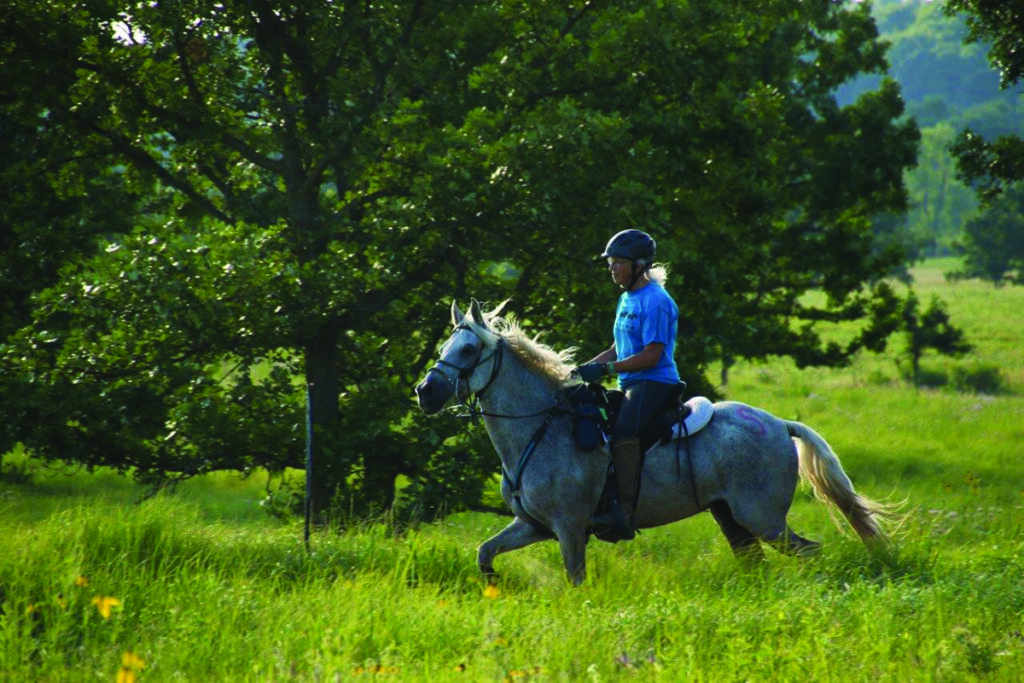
736,406 -> 767,436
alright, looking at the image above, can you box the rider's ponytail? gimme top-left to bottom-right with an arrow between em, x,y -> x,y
648,263 -> 668,286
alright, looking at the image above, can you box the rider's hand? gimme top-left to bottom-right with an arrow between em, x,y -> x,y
575,362 -> 607,383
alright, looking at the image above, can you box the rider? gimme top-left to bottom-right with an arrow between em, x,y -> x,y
575,229 -> 680,541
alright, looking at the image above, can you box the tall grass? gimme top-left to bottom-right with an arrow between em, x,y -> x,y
1,260 -> 1022,680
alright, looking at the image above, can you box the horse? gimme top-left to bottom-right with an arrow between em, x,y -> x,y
415,299 -> 892,586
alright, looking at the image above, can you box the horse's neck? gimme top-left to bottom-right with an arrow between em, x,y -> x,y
478,350 -> 561,460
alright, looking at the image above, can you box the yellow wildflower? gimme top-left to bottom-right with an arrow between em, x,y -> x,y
117,650 -> 145,683
91,596 -> 122,619
121,651 -> 145,669
74,575 -> 89,587
483,584 -> 500,600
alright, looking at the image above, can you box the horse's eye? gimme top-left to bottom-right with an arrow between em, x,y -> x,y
459,344 -> 475,358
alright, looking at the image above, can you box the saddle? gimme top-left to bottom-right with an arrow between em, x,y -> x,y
569,381 -> 713,454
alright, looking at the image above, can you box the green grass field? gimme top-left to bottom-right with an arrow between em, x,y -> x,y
1,259 -> 1022,681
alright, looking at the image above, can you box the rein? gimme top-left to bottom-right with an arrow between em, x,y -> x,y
462,382 -> 578,421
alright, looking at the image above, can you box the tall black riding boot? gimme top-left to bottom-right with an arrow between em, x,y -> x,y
591,438 -> 642,542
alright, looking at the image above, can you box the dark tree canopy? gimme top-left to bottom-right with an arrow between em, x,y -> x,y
0,0 -> 919,517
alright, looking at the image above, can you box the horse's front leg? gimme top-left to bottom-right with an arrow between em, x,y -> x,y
551,519 -> 590,586
477,517 -> 553,583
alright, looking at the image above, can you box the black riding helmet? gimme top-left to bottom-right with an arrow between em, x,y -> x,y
602,229 -> 656,290
602,229 -> 656,266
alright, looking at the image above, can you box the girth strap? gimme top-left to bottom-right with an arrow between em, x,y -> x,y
676,418 -> 704,511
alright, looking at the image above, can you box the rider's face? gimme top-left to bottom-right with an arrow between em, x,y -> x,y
607,257 -> 633,287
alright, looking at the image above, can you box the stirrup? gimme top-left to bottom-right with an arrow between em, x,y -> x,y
591,499 -> 636,543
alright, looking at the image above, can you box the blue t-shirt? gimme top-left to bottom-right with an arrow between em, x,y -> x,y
613,282 -> 680,387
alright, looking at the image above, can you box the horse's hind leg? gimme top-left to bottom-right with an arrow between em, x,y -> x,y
708,500 -> 766,563
477,517 -> 554,583
768,527 -> 821,557
724,500 -> 821,559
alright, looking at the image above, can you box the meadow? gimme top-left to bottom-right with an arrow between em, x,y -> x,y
1,259 -> 1021,681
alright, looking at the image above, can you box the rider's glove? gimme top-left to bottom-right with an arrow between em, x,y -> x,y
576,362 -> 607,383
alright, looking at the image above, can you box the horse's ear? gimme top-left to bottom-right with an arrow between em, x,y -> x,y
469,299 -> 486,328
490,298 -> 511,320
451,301 -> 465,327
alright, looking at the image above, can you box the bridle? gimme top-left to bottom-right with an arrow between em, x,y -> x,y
425,324 -> 505,417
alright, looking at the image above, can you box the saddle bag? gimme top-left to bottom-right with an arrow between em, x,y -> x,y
570,386 -> 606,450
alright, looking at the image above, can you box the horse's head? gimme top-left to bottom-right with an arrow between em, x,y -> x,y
415,299 -> 505,415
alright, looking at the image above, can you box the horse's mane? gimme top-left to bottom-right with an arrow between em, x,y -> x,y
484,311 -> 577,387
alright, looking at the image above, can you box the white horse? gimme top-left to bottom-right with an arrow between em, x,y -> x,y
415,300 -> 892,585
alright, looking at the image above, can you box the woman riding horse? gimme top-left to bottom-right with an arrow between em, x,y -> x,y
415,299 -> 893,585
576,229 -> 681,541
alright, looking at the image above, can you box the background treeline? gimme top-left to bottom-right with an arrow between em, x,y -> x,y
0,0 -> 1017,521
838,0 -> 1024,261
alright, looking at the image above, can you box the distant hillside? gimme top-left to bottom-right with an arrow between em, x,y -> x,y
839,0 -> 1023,108
838,0 -> 1024,256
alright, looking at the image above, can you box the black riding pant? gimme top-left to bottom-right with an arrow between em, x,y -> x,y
611,380 -> 676,442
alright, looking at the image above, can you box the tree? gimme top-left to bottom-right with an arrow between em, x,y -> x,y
838,0 -> 1019,111
946,0 -> 1024,89
834,1 -> 1024,257
899,292 -> 972,387
1,0 -> 919,518
952,185 -> 1024,285
0,72 -> 143,341
902,121 -> 977,255
944,0 -> 1024,200
1,0 -> 501,517
941,0 -> 1024,285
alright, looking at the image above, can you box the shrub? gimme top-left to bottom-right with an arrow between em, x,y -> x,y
950,363 -> 1005,395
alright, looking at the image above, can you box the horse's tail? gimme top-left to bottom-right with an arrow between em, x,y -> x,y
786,420 -> 895,545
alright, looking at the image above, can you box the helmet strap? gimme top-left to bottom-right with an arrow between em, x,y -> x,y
626,262 -> 650,291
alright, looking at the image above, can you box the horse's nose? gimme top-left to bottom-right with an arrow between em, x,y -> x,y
416,374 -> 452,414
415,377 -> 440,413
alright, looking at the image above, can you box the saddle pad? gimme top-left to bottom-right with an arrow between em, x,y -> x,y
671,396 -> 714,439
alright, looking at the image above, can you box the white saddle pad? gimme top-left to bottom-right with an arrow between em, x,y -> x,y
670,396 -> 714,439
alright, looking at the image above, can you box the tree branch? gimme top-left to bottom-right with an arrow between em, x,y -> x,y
66,111 -> 230,223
